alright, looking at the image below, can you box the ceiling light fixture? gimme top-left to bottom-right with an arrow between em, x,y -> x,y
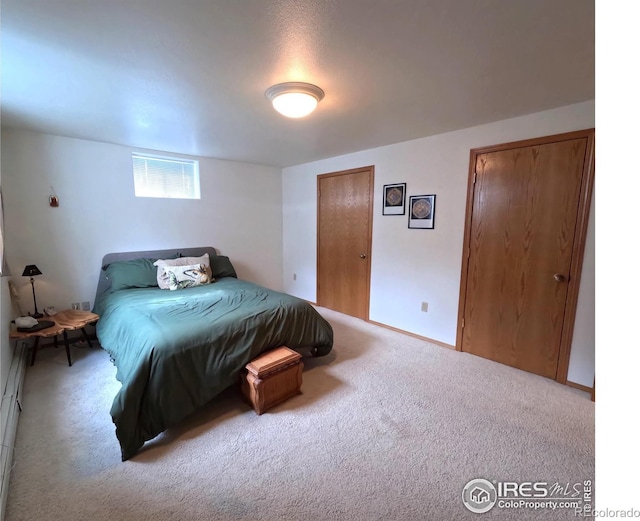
265,82 -> 325,118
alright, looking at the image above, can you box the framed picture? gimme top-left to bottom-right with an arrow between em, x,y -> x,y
408,194 -> 436,229
382,183 -> 406,215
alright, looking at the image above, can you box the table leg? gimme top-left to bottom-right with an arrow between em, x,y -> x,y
30,336 -> 40,366
54,335 -> 59,348
62,330 -> 73,367
80,327 -> 94,348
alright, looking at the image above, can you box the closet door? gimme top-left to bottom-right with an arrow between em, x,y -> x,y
458,130 -> 594,380
317,166 -> 374,320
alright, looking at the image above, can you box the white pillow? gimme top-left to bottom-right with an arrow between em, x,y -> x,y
154,253 -> 212,289
165,264 -> 211,290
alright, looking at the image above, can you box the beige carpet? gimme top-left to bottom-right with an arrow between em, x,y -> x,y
5,307 -> 594,520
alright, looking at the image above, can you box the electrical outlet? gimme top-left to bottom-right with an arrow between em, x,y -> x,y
82,301 -> 91,311
421,302 -> 428,312
71,302 -> 80,310
293,273 -> 297,280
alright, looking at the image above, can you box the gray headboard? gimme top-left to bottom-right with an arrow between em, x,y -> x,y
93,246 -> 218,309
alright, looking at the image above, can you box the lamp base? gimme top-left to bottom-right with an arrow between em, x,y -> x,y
30,312 -> 43,319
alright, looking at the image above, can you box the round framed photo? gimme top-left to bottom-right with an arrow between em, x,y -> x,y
382,183 -> 406,215
408,194 -> 436,229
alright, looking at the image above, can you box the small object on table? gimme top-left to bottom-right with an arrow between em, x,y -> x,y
15,316 -> 39,329
17,319 -> 55,333
241,346 -> 303,415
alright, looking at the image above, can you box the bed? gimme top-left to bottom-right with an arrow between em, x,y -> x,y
93,247 -> 333,461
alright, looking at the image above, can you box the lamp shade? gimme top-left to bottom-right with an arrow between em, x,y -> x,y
22,265 -> 42,277
265,82 -> 325,118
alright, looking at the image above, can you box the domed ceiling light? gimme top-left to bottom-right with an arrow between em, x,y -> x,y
265,82 -> 325,118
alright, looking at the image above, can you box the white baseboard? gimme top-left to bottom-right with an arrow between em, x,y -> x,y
1,342 -> 28,521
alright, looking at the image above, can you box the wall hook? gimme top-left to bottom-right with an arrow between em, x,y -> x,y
49,186 -> 59,207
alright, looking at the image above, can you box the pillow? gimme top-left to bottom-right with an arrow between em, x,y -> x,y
105,258 -> 159,291
165,264 -> 211,290
211,255 -> 238,279
154,253 -> 212,289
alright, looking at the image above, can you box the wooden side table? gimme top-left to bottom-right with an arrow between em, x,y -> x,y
10,309 -> 100,367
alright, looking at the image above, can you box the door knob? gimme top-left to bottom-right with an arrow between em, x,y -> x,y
553,273 -> 565,283
360,253 -> 367,259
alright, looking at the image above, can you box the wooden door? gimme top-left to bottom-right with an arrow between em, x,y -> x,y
458,130 -> 594,380
317,166 -> 374,320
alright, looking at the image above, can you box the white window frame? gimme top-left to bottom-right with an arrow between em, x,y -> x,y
132,152 -> 201,200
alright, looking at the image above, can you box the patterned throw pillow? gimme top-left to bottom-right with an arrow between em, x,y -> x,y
165,264 -> 212,290
154,253 -> 212,289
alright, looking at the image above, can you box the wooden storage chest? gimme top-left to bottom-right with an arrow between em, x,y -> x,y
242,346 -> 303,415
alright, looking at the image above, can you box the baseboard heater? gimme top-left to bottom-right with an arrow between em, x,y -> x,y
1,342 -> 28,521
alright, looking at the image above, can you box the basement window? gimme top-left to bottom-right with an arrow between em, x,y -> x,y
132,153 -> 200,199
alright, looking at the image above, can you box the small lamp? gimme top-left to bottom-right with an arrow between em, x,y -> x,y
22,264 -> 43,318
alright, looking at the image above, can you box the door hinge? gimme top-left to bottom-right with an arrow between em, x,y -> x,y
462,318 -> 465,329
473,172 -> 477,184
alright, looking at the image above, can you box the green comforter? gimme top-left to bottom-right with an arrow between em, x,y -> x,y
95,278 -> 333,460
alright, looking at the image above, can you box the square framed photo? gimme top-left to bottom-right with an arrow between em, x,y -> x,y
382,183 -> 406,215
408,194 -> 436,229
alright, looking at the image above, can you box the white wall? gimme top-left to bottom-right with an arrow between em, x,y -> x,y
0,280 -> 11,394
282,100 -> 595,387
1,134 -> 14,465
1,127 -> 11,404
1,130 -> 283,313
567,195 -> 595,386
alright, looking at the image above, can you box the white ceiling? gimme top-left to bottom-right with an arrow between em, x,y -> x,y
1,0 -> 594,168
